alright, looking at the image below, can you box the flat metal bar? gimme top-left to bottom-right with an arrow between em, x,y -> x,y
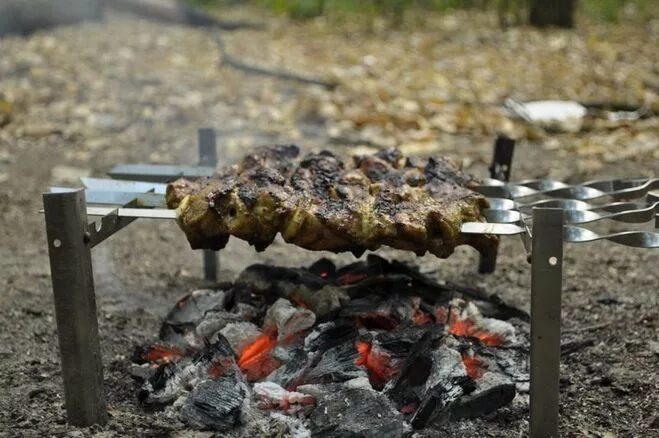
50,188 -> 166,208
461,222 -> 526,235
81,177 -> 167,194
530,208 -> 564,438
42,190 -> 107,426
198,128 -> 219,282
108,164 -> 215,182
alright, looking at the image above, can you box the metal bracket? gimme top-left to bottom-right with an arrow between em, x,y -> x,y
42,190 -> 107,426
86,200 -> 139,248
198,127 -> 220,282
479,135 -> 516,273
530,208 -> 564,438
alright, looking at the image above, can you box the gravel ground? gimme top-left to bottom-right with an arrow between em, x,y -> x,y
0,10 -> 657,438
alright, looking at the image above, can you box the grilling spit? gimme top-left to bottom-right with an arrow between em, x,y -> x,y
42,129 -> 658,437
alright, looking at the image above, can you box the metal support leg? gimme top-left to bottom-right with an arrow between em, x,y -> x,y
198,127 -> 219,282
479,135 -> 516,273
530,208 -> 564,438
43,190 -> 107,426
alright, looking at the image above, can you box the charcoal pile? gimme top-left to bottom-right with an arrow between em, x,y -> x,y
131,255 -> 530,435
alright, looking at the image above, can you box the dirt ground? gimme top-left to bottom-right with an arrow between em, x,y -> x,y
0,8 -> 657,438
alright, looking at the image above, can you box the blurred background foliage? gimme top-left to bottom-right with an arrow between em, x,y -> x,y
189,0 -> 656,24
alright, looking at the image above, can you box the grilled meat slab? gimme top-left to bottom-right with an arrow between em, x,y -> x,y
166,146 -> 497,259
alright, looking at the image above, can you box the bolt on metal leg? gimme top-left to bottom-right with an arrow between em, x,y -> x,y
530,207 -> 564,438
43,190 -> 107,426
198,128 -> 219,282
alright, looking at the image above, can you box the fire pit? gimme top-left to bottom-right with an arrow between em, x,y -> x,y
130,255 -> 528,435
41,129 -> 659,436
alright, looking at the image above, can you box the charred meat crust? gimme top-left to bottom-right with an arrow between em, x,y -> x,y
165,146 -> 498,258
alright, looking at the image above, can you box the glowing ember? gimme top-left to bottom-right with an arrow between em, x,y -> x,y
462,353 -> 486,380
208,358 -> 234,378
400,404 -> 417,414
289,293 -> 309,309
337,272 -> 369,285
355,340 -> 397,384
447,309 -> 504,347
411,298 -> 432,325
238,332 -> 280,381
141,345 -> 185,364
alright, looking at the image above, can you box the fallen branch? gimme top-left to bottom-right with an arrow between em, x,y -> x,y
214,29 -> 338,90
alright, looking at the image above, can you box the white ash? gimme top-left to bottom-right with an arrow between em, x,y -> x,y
253,382 -> 315,414
166,289 -> 226,326
195,310 -> 244,340
264,298 -> 316,341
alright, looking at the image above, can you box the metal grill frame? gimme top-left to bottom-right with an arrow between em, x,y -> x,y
42,131 -> 656,438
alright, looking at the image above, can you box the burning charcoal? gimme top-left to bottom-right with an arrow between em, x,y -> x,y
237,333 -> 280,382
253,381 -> 316,414
386,331 -> 436,407
140,337 -> 238,405
238,264 -> 328,294
304,320 -> 358,353
288,284 -> 349,320
334,255 -> 386,285
159,289 -> 228,347
305,342 -> 367,384
139,361 -> 181,405
132,343 -> 188,365
440,298 -> 517,347
264,298 -> 316,341
195,310 -> 244,340
181,377 -> 247,431
309,387 -> 406,438
451,370 -> 515,419
219,322 -> 262,356
129,363 -> 157,381
410,346 -> 474,428
297,376 -> 373,399
490,346 -> 530,391
164,289 -> 227,326
360,326 -> 444,387
267,347 -> 316,390
340,296 -> 399,329
307,258 -> 336,278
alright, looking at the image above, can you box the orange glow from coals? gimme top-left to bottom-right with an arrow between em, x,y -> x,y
462,353 -> 485,380
238,332 -> 279,381
413,309 -> 433,325
355,341 -> 398,384
142,345 -> 185,364
447,310 -> 504,347
208,357 -> 234,378
337,272 -> 369,285
289,293 -> 309,309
